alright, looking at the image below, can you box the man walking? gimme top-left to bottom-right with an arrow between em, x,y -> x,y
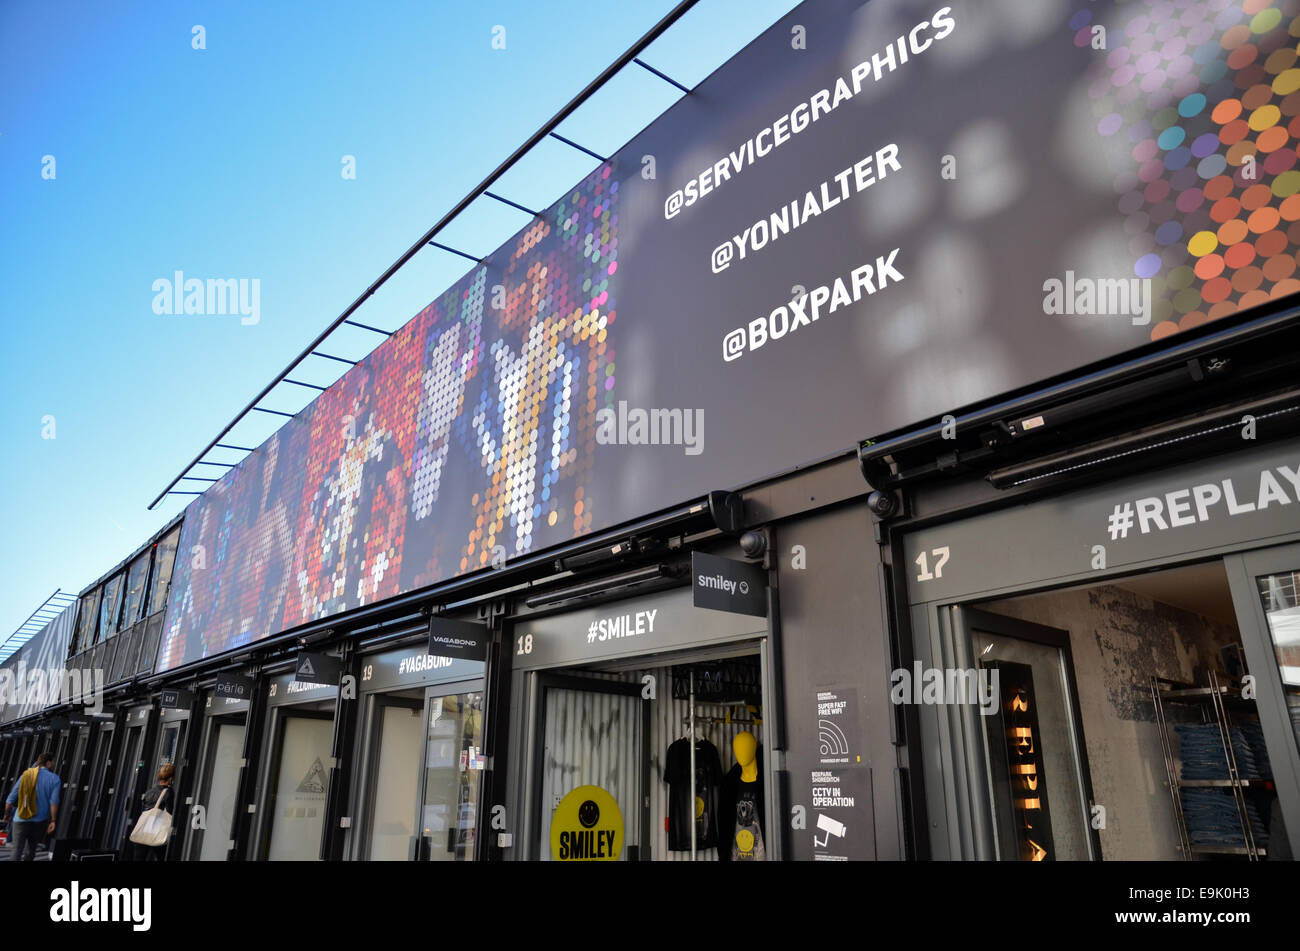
4,752 -> 60,861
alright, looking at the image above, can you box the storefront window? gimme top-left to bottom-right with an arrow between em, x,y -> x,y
157,724 -> 181,769
97,574 -> 124,643
538,687 -> 640,861
1254,570 -> 1300,755
73,588 -> 101,654
420,691 -> 483,862
121,551 -> 151,630
266,715 -> 333,860
148,527 -> 181,617
366,702 -> 422,860
199,723 -> 246,861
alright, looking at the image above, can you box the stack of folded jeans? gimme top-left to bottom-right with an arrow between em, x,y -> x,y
1236,720 -> 1272,780
1179,788 -> 1268,848
1175,724 -> 1268,780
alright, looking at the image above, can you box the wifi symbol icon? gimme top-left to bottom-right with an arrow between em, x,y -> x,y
818,719 -> 850,758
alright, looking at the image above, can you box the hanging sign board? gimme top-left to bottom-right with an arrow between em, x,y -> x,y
214,672 -> 255,701
159,687 -> 194,709
692,552 -> 767,617
428,618 -> 489,662
295,651 -> 341,686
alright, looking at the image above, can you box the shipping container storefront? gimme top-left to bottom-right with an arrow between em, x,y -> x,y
503,574 -> 775,862
249,670 -> 338,861
344,642 -> 485,862
184,690 -> 251,861
99,704 -> 155,853
897,435 -> 1300,861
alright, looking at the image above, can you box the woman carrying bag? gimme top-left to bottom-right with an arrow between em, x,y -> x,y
128,763 -> 176,860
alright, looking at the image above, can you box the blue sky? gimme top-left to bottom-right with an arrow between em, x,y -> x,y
0,0 -> 799,640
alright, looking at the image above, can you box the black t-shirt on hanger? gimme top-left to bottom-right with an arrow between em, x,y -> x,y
663,737 -> 723,850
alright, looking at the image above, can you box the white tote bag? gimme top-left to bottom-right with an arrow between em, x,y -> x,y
128,789 -> 172,848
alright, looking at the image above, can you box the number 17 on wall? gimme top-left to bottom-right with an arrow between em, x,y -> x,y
915,546 -> 950,582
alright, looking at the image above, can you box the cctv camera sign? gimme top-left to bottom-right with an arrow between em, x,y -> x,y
812,685 -> 870,860
811,768 -> 872,862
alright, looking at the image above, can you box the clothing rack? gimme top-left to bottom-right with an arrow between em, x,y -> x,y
682,673 -> 763,861
681,708 -> 761,728
689,670 -> 697,861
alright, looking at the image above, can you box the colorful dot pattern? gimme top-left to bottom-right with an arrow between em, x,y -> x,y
1085,0 -> 1300,340
157,162 -> 622,672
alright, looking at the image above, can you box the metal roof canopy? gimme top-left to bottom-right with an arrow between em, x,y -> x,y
0,589 -> 78,663
149,0 -> 702,511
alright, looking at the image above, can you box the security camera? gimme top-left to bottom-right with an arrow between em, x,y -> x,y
739,530 -> 767,557
867,490 -> 898,519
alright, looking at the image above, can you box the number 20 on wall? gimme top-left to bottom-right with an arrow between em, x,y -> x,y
915,546 -> 950,582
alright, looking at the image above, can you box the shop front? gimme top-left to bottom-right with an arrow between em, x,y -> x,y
52,713 -> 97,842
344,639 -> 485,862
249,670 -> 338,861
503,573 -> 776,862
184,687 -> 253,861
901,437 -> 1300,861
98,703 -> 155,853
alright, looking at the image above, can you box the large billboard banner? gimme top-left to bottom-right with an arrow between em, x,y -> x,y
158,0 -> 1300,671
0,605 -> 78,723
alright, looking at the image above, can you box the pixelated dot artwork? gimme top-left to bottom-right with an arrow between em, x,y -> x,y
156,162 -> 621,672
1083,0 -> 1300,339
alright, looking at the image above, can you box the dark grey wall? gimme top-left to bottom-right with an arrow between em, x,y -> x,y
773,501 -> 899,860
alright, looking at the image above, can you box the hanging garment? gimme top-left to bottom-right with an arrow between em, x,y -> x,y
663,737 -> 722,850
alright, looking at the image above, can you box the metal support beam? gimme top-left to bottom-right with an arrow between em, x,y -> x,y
549,131 -> 608,162
485,191 -> 539,217
343,319 -> 393,336
283,379 -> 328,392
634,57 -> 691,93
427,240 -> 482,263
311,352 -> 358,367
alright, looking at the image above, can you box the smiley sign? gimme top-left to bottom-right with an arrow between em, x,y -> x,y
550,784 -> 624,861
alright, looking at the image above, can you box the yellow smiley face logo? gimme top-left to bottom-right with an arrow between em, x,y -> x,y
736,829 -> 755,854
